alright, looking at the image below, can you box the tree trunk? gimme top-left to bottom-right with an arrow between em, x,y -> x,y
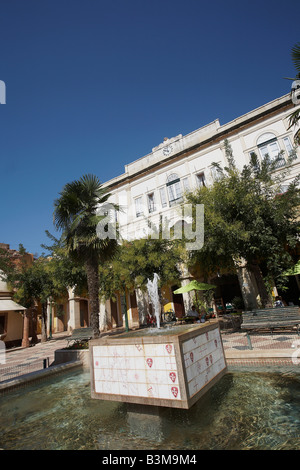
85,257 -> 100,338
41,303 -> 47,343
250,263 -> 272,307
234,257 -> 259,310
21,311 -> 30,348
30,307 -> 39,344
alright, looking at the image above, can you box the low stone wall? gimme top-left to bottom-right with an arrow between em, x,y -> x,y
54,349 -> 90,368
225,348 -> 297,366
0,361 -> 83,393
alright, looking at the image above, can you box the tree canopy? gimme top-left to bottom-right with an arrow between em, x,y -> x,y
185,140 -> 300,303
41,230 -> 87,297
98,236 -> 185,302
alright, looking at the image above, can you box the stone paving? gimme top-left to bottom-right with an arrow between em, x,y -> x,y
0,332 -> 70,381
222,329 -> 300,367
222,330 -> 299,350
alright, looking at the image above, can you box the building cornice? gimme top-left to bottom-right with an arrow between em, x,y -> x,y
103,94 -> 294,192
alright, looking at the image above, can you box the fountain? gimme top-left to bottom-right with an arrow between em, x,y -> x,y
90,273 -> 227,409
90,323 -> 227,409
146,273 -> 161,328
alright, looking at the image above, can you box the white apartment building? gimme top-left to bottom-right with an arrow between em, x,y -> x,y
103,93 -> 299,239
95,93 -> 300,329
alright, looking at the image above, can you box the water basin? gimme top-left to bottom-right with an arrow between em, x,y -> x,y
0,365 -> 299,450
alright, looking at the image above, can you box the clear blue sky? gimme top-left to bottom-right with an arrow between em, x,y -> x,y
0,0 -> 298,256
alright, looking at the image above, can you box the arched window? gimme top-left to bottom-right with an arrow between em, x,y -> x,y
256,132 -> 287,168
166,173 -> 183,206
256,132 -> 277,146
256,133 -> 280,161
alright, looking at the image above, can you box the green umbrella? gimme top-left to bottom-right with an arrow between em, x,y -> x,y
173,280 -> 216,294
282,261 -> 300,276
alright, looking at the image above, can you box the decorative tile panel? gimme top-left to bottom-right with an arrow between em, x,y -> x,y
93,341 -> 181,401
90,323 -> 227,409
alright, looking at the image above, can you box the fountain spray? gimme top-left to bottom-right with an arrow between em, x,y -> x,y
146,273 -> 161,328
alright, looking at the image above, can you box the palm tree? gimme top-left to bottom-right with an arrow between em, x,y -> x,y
288,42 -> 300,132
53,174 -> 118,338
292,42 -> 300,76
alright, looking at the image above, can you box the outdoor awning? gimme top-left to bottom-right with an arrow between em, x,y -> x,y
0,299 -> 26,312
282,261 -> 300,276
173,280 -> 217,294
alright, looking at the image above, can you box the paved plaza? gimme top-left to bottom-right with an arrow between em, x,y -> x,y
0,332 -> 70,381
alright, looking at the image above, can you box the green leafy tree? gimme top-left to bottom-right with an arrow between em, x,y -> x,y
53,174 -> 118,337
11,257 -> 56,343
98,236 -> 184,320
41,230 -> 88,297
185,140 -> 300,306
0,247 -> 14,279
0,245 -> 42,345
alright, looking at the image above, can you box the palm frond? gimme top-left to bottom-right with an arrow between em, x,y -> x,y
291,42 -> 300,74
288,109 -> 300,130
53,173 -> 119,265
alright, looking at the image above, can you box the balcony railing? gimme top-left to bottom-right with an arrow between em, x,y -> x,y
169,197 -> 184,207
273,157 -> 286,169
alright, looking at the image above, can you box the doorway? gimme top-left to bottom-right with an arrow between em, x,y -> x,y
110,299 -> 120,327
171,285 -> 185,318
80,300 -> 89,327
129,291 -> 139,327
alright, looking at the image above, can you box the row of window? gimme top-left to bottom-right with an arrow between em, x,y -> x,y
134,133 -> 297,218
134,171 -> 208,217
251,133 -> 295,169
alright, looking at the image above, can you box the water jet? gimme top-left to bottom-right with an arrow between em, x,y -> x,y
146,273 -> 161,328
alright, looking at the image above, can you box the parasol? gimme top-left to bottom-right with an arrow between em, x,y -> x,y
282,261 -> 300,276
173,280 -> 216,294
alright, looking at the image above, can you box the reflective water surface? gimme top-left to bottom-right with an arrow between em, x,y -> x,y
0,366 -> 299,450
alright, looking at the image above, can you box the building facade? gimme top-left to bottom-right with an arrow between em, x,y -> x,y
96,93 -> 300,329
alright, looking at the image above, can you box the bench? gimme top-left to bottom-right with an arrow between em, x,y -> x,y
67,327 -> 93,346
241,306 -> 300,336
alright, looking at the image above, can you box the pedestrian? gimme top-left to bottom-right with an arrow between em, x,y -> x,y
274,296 -> 284,307
187,305 -> 200,319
